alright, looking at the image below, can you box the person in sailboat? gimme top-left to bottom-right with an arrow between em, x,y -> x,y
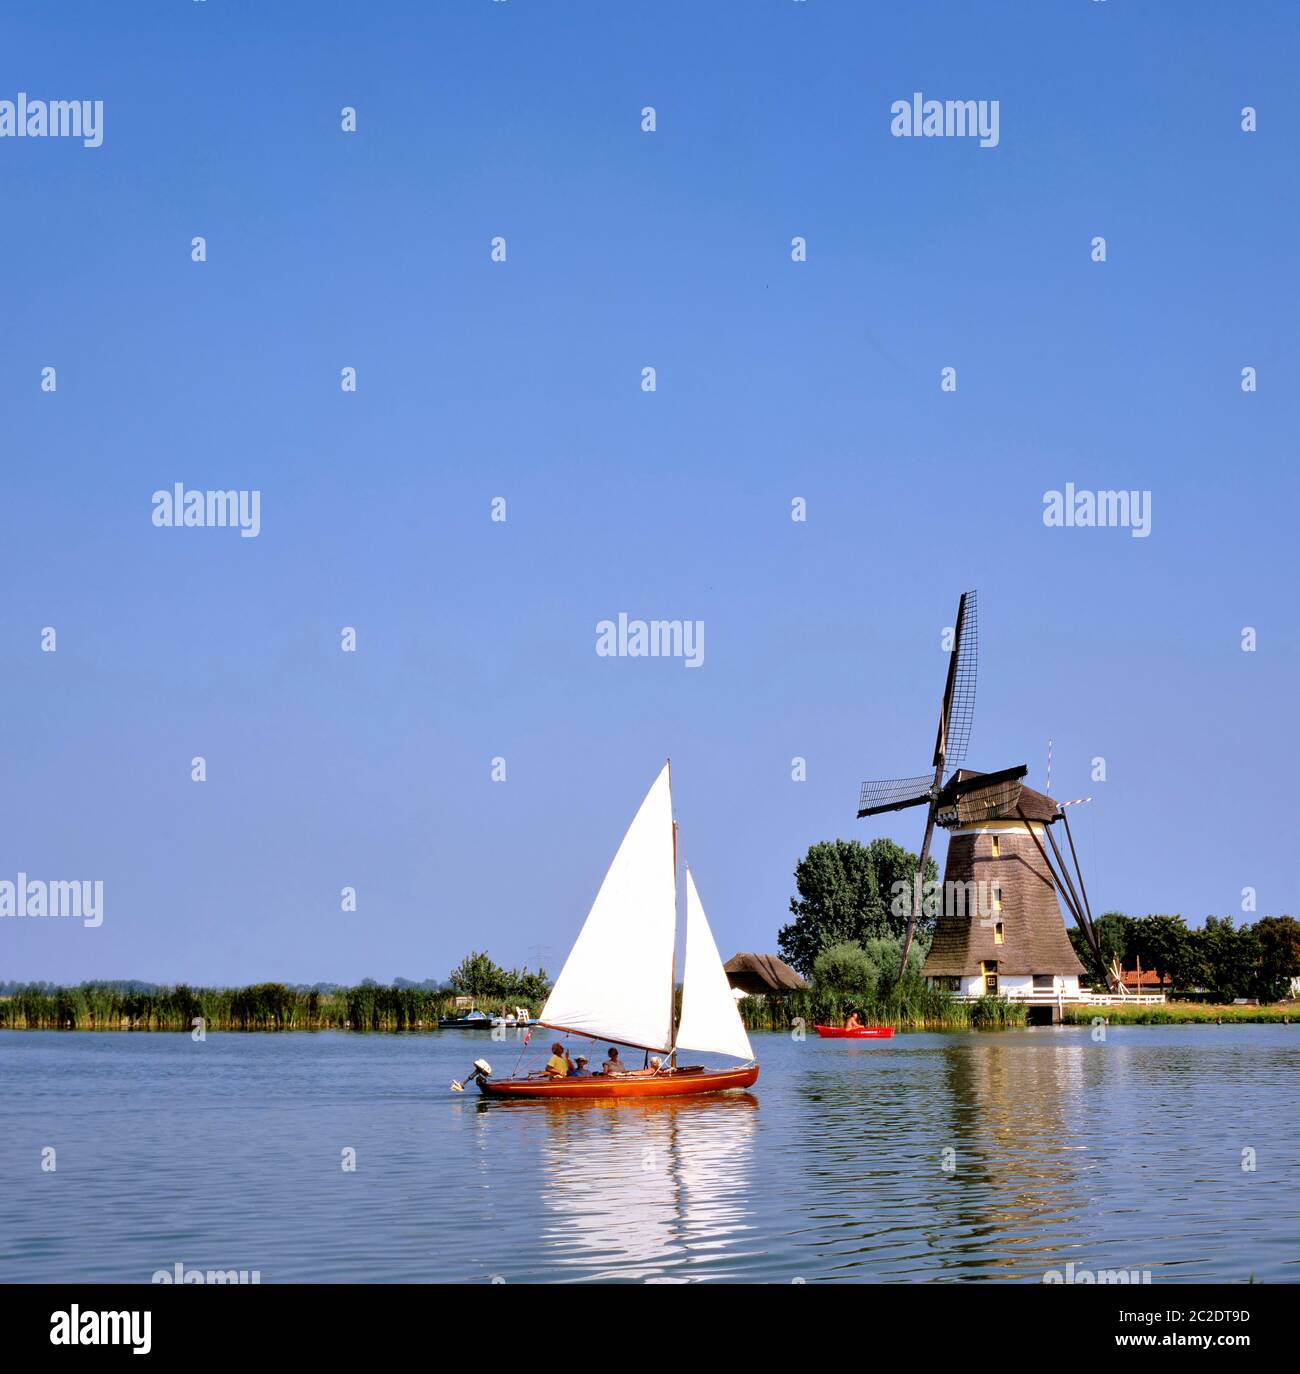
602,1047 -> 627,1076
569,1054 -> 590,1077
543,1043 -> 571,1078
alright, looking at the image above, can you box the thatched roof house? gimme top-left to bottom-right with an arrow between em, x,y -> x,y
724,953 -> 806,997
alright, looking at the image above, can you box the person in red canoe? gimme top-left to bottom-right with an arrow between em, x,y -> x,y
844,1010 -> 864,1031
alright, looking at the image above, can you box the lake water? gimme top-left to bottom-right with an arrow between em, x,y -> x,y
2,1026 -> 1296,1284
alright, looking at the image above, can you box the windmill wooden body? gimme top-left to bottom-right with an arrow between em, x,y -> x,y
857,592 -> 1111,1009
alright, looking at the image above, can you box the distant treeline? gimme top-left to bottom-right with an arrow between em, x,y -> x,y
1067,913 -> 1300,1002
0,981 -> 537,1032
0,951 -> 555,1032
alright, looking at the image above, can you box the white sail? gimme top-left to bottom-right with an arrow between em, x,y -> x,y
675,867 -> 754,1062
539,763 -> 676,1052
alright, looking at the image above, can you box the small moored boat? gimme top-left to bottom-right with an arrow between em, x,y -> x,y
438,1009 -> 492,1029
452,763 -> 758,1100
440,1010 -> 537,1029
815,1024 -> 895,1039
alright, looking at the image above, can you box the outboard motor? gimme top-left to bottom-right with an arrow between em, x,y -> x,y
450,1059 -> 493,1092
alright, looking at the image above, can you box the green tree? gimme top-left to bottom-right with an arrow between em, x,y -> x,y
863,934 -> 926,983
812,942 -> 878,997
503,966 -> 551,1006
449,951 -> 509,1000
1093,912 -> 1132,970
1196,917 -> 1258,1000
778,838 -> 938,978
1128,915 -> 1198,988
1068,911 -> 1131,985
1251,915 -> 1300,1001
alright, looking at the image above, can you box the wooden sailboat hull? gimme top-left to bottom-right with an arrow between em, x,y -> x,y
475,1064 -> 759,1099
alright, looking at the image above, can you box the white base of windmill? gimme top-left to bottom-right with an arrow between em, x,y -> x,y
944,973 -> 1167,1022
946,972 -> 1083,1002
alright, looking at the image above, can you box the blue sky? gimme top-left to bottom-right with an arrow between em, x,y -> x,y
2,1 -> 1297,986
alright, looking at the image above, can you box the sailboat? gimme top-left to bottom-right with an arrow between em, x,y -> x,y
468,763 -> 759,1099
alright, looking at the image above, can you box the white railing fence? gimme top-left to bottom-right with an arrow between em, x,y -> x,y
950,989 -> 1167,1006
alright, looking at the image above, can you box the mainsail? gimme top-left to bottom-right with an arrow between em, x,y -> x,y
675,867 -> 754,1062
538,763 -> 676,1052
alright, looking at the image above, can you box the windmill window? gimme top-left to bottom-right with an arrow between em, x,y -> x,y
993,921 -> 1004,945
990,836 -> 1000,857
981,960 -> 998,973
1033,974 -> 1055,990
992,889 -> 1003,913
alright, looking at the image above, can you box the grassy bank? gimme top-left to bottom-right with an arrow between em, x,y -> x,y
738,986 -> 1027,1032
1063,1001 -> 1297,1025
0,982 -> 489,1031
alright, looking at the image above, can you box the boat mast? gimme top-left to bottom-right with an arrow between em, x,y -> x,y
668,759 -> 679,1065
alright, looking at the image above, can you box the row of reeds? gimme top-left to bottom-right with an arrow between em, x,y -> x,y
737,981 -> 1028,1032
1062,1001 -> 1296,1025
0,982 -> 508,1031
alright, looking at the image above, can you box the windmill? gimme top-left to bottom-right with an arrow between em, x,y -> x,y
857,591 -> 1111,993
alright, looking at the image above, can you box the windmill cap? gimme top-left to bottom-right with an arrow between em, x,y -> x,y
938,767 -> 1060,824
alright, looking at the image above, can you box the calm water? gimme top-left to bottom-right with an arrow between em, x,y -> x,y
2,1026 -> 1296,1284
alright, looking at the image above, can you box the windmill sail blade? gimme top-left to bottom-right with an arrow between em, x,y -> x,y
934,590 -> 978,769
675,869 -> 754,1062
538,764 -> 677,1053
857,775 -> 934,818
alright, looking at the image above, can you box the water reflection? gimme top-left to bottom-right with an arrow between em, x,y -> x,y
479,1093 -> 758,1282
931,1040 -> 1097,1278
4,1028 -> 1296,1283
788,1030 -> 1300,1282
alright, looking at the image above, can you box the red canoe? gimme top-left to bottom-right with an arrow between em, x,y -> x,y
814,1025 -> 895,1039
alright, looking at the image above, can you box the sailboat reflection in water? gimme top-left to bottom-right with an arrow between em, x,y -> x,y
456,763 -> 758,1099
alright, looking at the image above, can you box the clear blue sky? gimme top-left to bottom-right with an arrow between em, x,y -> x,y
2,1 -> 1296,986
